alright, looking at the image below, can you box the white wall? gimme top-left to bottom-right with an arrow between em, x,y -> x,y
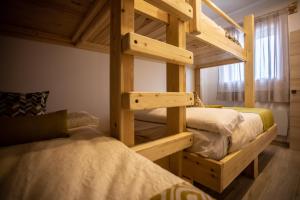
288,0 -> 300,32
0,35 -> 194,131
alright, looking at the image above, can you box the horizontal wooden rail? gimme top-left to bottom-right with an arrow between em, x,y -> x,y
145,0 -> 193,21
132,132 -> 193,161
202,0 -> 244,33
194,58 -> 241,68
135,0 -> 169,24
122,32 -> 193,65
122,92 -> 194,110
191,33 -> 246,62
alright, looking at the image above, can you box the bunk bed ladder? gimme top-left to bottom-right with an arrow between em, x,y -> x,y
110,0 -> 194,176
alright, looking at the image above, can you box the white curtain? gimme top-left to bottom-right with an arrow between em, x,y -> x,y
217,11 -> 290,103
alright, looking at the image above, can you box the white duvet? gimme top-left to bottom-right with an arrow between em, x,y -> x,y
0,126 -> 184,200
135,107 -> 244,136
135,112 -> 263,160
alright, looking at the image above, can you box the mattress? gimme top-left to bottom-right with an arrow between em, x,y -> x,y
0,125 -> 212,200
135,112 -> 263,160
226,107 -> 274,131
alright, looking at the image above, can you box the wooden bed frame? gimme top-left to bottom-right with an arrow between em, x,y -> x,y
182,125 -> 277,193
0,0 -> 276,193
187,0 -> 277,194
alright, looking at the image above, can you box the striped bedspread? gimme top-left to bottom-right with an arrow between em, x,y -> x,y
151,183 -> 213,200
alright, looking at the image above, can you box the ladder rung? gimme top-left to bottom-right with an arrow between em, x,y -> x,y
122,92 -> 194,110
145,0 -> 193,21
134,0 -> 169,24
131,132 -> 193,161
122,32 -> 193,65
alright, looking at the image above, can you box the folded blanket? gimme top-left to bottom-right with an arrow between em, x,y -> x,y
226,107 -> 274,131
135,107 -> 244,136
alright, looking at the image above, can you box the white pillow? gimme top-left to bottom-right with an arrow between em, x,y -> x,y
67,111 -> 100,129
135,107 -> 244,136
186,107 -> 244,136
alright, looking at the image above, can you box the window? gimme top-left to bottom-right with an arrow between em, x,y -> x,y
217,12 -> 289,103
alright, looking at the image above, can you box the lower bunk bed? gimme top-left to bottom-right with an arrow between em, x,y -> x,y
182,124 -> 276,193
134,107 -> 277,193
0,111 -> 212,200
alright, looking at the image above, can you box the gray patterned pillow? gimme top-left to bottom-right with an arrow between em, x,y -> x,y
0,91 -> 49,117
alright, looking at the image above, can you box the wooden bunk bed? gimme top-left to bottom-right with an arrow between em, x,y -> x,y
186,0 -> 277,193
0,0 -> 277,194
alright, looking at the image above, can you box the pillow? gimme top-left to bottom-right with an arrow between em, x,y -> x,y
186,107 -> 244,136
0,110 -> 68,147
67,111 -> 100,129
135,107 -> 244,136
0,91 -> 49,117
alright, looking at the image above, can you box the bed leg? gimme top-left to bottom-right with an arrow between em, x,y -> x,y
243,157 -> 259,179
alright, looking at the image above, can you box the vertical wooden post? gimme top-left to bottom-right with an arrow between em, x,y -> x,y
243,157 -> 259,178
166,15 -> 186,134
244,15 -> 255,108
194,67 -> 201,98
188,0 -> 201,34
110,0 -> 135,146
166,12 -> 187,176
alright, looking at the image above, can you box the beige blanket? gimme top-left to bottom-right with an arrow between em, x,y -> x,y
0,126 -> 190,200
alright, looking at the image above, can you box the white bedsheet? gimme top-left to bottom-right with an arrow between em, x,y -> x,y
135,112 -> 263,160
0,126 -> 185,200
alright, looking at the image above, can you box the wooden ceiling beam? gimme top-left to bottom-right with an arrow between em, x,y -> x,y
72,0 -> 108,43
76,0 -> 170,45
76,1 -> 110,46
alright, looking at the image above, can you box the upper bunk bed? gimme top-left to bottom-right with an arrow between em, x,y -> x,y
0,0 -> 249,68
